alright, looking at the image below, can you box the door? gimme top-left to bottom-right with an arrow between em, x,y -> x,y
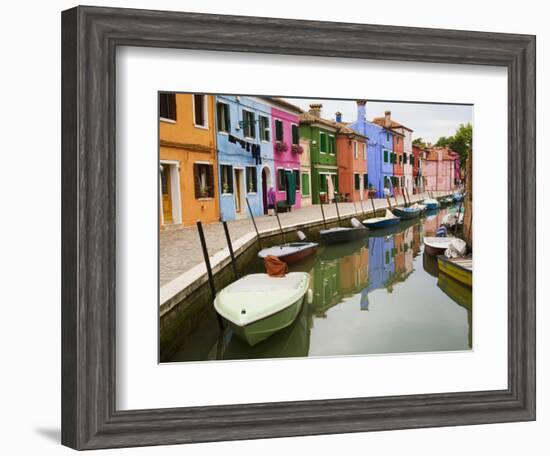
161,166 -> 173,223
261,168 -> 268,214
234,169 -> 243,213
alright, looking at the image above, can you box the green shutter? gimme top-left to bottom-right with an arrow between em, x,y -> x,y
301,173 -> 310,196
320,133 -> 327,152
384,150 -> 388,162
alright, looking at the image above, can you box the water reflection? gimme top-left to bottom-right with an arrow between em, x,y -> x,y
168,206 -> 472,362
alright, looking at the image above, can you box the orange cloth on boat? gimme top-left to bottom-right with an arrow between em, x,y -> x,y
264,255 -> 288,277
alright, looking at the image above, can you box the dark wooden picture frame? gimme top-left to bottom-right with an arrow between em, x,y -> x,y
61,6 -> 536,450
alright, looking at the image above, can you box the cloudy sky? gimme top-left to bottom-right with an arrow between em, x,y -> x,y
283,98 -> 473,144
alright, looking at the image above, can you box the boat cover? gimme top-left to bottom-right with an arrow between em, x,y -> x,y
214,272 -> 310,326
264,255 -> 288,277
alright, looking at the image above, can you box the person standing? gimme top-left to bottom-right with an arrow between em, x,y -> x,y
267,186 -> 276,216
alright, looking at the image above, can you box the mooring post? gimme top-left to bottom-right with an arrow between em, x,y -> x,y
222,220 -> 238,280
359,197 -> 366,215
386,195 -> 393,210
245,196 -> 262,249
370,195 -> 377,217
196,221 -> 224,330
334,197 -> 342,226
319,198 -> 327,229
274,204 -> 286,244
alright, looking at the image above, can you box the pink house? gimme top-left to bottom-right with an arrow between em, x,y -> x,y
270,100 -> 303,209
423,146 -> 457,192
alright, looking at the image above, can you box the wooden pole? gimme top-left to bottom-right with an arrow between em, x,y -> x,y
245,196 -> 264,249
386,195 -> 393,210
196,221 -> 224,330
222,221 -> 238,280
319,198 -> 328,229
334,197 -> 342,226
274,203 -> 286,244
370,195 -> 377,217
359,197 -> 366,215
405,187 -> 411,206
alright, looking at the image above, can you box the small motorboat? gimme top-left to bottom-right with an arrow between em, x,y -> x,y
437,255 -> 472,287
439,196 -> 454,206
392,205 -> 423,220
257,232 -> 318,264
214,272 -> 313,346
423,236 -> 455,256
453,192 -> 464,202
319,218 -> 369,245
362,209 -> 401,229
423,198 -> 440,210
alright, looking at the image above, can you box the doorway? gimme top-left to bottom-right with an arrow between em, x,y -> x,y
234,168 -> 244,214
261,166 -> 271,214
161,166 -> 173,223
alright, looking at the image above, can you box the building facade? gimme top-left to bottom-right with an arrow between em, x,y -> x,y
159,93 -> 219,228
423,146 -> 457,192
215,96 -> 275,220
392,129 -> 404,195
412,144 -> 426,194
299,104 -> 339,204
348,101 -> 394,198
268,99 -> 303,210
336,124 -> 369,202
299,137 -> 312,207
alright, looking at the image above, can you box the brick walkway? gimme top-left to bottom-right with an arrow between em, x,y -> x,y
159,192 -> 446,286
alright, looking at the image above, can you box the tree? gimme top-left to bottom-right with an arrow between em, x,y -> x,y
435,123 -> 472,170
412,137 -> 426,148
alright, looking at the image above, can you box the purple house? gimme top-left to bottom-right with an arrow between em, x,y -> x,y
269,99 -> 303,209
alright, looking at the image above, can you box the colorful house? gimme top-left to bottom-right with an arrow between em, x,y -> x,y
335,119 -> 369,203
215,96 -> 275,220
299,104 -> 339,204
266,98 -> 303,210
348,101 -> 394,198
373,112 -> 412,196
299,137 -> 312,207
423,146 -> 457,192
412,145 -> 425,194
159,93 -> 219,227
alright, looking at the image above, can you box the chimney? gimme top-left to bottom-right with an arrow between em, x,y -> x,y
384,111 -> 392,129
335,111 -> 342,123
309,103 -> 322,118
356,100 -> 366,122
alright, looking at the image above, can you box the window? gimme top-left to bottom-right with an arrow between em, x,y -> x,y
353,141 -> 358,159
193,94 -> 207,127
384,150 -> 389,163
396,137 -> 400,144
354,173 -> 360,190
220,165 -> 233,194
385,250 -> 390,264
386,133 -> 390,142
319,174 -> 328,193
410,155 -> 414,166
291,124 -> 299,145
329,135 -> 336,154
319,132 -> 328,153
259,115 -> 270,141
216,102 -> 230,133
362,143 -> 367,159
403,153 -> 407,164
159,93 -> 176,121
363,174 -> 368,188
275,119 -> 283,142
301,173 -> 310,196
246,167 -> 257,193
277,168 -> 286,191
243,110 -> 256,138
193,163 -> 214,198
293,170 -> 300,190
399,154 -> 402,164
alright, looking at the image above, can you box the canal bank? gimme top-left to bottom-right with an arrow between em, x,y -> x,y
160,191 -> 456,361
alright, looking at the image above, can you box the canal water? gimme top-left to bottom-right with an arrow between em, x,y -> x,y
168,205 -> 472,363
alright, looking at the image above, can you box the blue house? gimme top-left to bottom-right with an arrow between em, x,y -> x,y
215,96 -> 275,221
348,101 -> 394,197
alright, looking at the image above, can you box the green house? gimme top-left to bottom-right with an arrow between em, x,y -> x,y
299,105 -> 339,204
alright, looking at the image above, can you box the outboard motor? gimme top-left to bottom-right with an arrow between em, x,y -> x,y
297,230 -> 307,241
350,218 -> 365,229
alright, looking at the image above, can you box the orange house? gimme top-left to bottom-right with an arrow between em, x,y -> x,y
392,131 -> 405,195
159,93 -> 219,227
336,126 -> 369,202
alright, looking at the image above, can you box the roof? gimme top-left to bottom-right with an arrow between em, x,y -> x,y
372,117 -> 413,133
425,146 -> 459,161
261,97 -> 303,114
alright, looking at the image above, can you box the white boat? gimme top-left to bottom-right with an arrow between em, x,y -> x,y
214,272 -> 313,346
423,236 -> 455,256
257,242 -> 318,264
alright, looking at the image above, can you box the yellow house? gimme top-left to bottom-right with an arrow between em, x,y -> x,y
159,93 -> 219,227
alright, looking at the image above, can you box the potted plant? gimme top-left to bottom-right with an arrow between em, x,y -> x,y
275,142 -> 288,153
291,144 -> 303,154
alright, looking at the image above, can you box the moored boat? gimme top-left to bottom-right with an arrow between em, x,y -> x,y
319,218 -> 368,245
258,242 -> 318,264
423,236 -> 455,256
437,255 -> 472,287
423,198 -> 440,210
214,272 -> 313,346
362,209 -> 401,229
392,206 -> 423,220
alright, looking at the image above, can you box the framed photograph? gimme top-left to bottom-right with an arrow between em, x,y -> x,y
61,5 -> 536,450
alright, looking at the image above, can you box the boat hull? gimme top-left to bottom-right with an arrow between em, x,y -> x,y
437,256 -> 472,287
363,217 -> 400,229
258,243 -> 318,264
425,202 -> 439,210
424,244 -> 448,256
392,207 -> 422,220
320,227 -> 369,245
226,295 -> 306,346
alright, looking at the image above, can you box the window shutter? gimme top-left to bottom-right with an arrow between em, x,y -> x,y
228,165 -> 234,193
193,164 -> 201,198
207,165 -> 214,197
224,104 -> 230,132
